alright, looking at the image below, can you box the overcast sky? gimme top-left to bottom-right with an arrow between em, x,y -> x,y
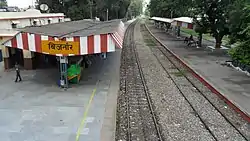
7,0 -> 35,8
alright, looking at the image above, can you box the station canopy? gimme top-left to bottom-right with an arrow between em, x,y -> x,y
3,19 -> 125,56
150,17 -> 173,23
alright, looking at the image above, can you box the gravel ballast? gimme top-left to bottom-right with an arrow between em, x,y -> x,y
142,22 -> 249,140
116,21 -> 160,141
116,20 -> 249,141
135,21 -> 215,141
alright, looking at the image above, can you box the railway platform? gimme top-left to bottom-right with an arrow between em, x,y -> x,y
146,23 -> 250,120
117,19 -> 249,141
0,51 -> 120,141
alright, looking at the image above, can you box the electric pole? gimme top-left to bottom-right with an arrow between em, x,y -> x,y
106,8 -> 109,21
89,0 -> 93,19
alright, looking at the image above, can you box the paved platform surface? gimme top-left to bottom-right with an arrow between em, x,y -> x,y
147,24 -> 250,117
0,50 -> 120,141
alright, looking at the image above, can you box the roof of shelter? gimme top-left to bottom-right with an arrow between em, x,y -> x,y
18,19 -> 122,38
0,29 -> 18,36
151,16 -> 199,24
172,17 -> 193,24
151,17 -> 173,23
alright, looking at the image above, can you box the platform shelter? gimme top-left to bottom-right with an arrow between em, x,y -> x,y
2,19 -> 125,88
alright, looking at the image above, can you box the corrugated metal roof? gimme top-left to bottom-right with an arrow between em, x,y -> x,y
151,16 -> 199,24
19,19 -> 121,38
173,17 -> 193,24
0,29 -> 18,36
151,17 -> 173,23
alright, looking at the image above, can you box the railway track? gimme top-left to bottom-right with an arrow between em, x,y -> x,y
140,23 -> 249,141
116,21 -> 163,141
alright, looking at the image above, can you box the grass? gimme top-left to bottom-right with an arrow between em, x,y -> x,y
180,28 -> 230,46
143,36 -> 157,46
171,71 -> 186,77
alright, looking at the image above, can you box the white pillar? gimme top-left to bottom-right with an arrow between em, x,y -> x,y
0,37 -> 11,69
1,46 -> 9,58
23,50 -> 32,58
23,50 -> 34,69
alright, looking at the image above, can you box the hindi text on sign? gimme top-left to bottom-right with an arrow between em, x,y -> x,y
41,40 -> 79,55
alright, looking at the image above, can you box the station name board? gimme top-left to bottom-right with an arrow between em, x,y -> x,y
41,40 -> 79,55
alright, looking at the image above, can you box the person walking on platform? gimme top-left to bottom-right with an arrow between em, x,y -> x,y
15,62 -> 22,82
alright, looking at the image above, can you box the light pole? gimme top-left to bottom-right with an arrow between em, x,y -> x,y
89,0 -> 93,19
111,3 -> 119,19
106,8 -> 109,21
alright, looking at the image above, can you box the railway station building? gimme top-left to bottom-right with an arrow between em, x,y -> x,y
0,8 -> 67,69
2,19 -> 124,87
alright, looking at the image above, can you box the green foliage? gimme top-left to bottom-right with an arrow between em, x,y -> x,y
0,0 -> 7,8
227,1 -> 250,65
191,0 -> 234,47
148,0 -> 240,48
228,1 -> 250,43
128,0 -> 143,18
229,40 -> 250,65
144,6 -> 150,16
148,0 -> 193,18
36,0 -> 142,21
147,0 -> 250,62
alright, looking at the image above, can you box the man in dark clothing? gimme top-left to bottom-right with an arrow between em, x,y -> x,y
15,62 -> 22,82
189,35 -> 193,41
187,35 -> 194,46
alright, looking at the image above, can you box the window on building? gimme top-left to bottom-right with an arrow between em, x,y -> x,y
48,18 -> 52,24
11,20 -> 20,28
11,23 -> 17,28
33,19 -> 39,26
58,17 -> 64,23
33,21 -> 37,26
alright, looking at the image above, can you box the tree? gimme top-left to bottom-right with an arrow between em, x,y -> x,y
144,5 -> 150,16
36,0 -> 63,13
193,19 -> 209,47
191,0 -> 234,48
128,0 -> 143,18
228,0 -> 250,43
228,1 -> 250,66
36,0 -> 134,21
148,0 -> 193,18
0,0 -> 7,8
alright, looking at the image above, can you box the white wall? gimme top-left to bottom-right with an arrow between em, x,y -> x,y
0,20 -> 12,29
18,19 -> 32,27
171,21 -> 177,26
0,17 -> 65,29
182,22 -> 188,28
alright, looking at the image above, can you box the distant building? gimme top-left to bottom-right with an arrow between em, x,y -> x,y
0,8 -> 66,66
6,6 -> 20,12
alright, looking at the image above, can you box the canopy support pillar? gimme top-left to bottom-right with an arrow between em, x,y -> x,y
23,50 -> 34,70
1,46 -> 11,69
59,56 -> 68,89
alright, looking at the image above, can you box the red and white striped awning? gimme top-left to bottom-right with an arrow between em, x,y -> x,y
111,21 -> 125,48
3,21 -> 125,56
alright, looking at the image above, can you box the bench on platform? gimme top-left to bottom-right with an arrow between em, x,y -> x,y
206,45 -> 229,52
184,37 -> 199,48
